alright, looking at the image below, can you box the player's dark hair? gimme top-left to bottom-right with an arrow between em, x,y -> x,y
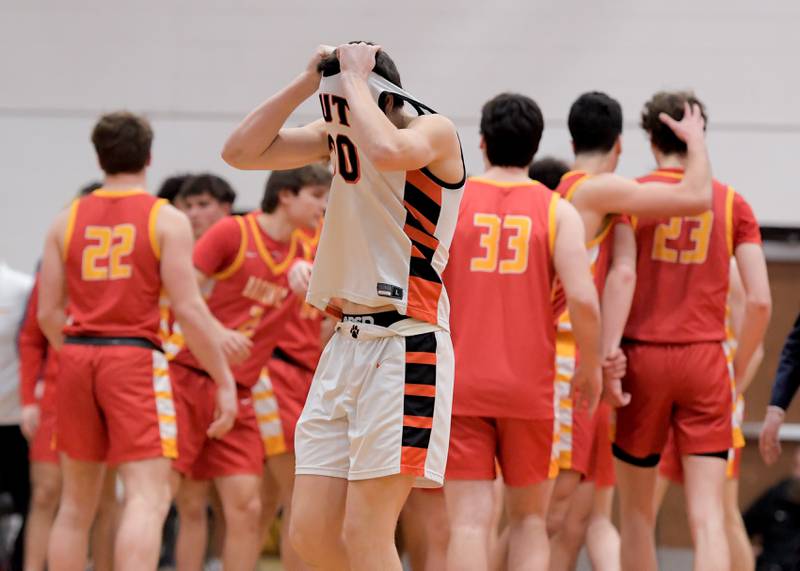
156,174 -> 191,204
480,93 -> 544,168
528,157 -> 570,191
77,181 -> 103,197
91,111 -> 153,175
177,174 -> 237,206
641,91 -> 708,155
568,92 -> 623,154
261,164 -> 332,214
318,42 -> 404,110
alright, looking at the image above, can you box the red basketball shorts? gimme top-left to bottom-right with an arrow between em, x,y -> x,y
614,341 -> 732,464
446,415 -> 559,487
29,382 -> 58,464
57,343 -> 176,465
251,357 -> 314,457
172,362 -> 263,480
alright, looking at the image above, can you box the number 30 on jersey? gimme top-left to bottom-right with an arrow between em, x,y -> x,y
470,213 -> 532,274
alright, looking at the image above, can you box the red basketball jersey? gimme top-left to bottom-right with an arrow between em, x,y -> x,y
172,212 -> 304,388
273,228 -> 324,372
18,273 -> 59,406
625,169 -> 761,343
444,177 -> 558,419
551,171 -> 623,324
63,189 -> 166,345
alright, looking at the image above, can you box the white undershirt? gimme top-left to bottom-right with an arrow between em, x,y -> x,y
0,262 -> 33,425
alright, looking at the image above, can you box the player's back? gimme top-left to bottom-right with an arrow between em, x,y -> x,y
63,188 -> 166,346
625,168 -> 748,343
551,170 -> 618,324
444,177 -> 558,418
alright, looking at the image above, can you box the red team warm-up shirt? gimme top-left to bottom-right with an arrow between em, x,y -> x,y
625,169 -> 762,343
18,274 -> 59,407
550,171 -> 628,322
171,212 -> 308,388
444,178 -> 559,419
63,189 -> 166,345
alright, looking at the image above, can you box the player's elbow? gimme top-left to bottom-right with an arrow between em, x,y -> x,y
170,297 -> 205,326
612,264 -> 637,290
567,288 -> 600,320
746,292 -> 772,321
221,141 -> 250,170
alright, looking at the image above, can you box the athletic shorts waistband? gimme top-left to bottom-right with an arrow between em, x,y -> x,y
620,337 -> 725,347
64,335 -> 162,353
341,310 -> 407,328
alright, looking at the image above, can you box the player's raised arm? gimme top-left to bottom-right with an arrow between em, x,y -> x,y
552,199 -> 602,411
336,43 -> 462,175
222,46 -> 332,170
157,205 -> 237,437
37,209 -> 71,351
576,102 -> 712,217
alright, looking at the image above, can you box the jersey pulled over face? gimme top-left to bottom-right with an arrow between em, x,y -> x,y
306,72 -> 464,330
444,177 -> 559,419
171,212 -> 311,387
625,169 -> 762,343
63,189 -> 166,345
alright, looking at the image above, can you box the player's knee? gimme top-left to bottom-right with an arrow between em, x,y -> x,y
289,511 -> 332,562
57,498 -> 95,529
225,493 -> 261,529
177,493 -> 208,522
31,479 -> 61,511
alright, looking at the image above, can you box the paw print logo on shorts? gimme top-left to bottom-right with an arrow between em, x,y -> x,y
350,324 -> 360,339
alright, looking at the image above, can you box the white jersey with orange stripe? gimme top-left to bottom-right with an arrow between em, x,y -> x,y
307,72 -> 464,332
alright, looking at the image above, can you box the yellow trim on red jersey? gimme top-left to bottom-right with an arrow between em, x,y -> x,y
148,199 -> 168,260
213,216 -> 248,280
630,215 -> 639,230
725,186 -> 735,256
586,216 -> 614,249
652,169 -> 684,180
548,193 -> 560,256
92,188 -> 148,198
247,214 -> 298,275
562,172 -> 590,201
469,176 -> 540,188
294,220 -> 322,249
62,199 -> 80,261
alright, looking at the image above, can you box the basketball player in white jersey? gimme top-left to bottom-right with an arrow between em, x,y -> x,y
223,42 -> 464,571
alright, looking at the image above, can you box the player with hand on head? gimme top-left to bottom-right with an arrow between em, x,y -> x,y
613,92 -> 770,571
37,111 -> 238,571
546,91 -> 713,571
224,41 -> 465,571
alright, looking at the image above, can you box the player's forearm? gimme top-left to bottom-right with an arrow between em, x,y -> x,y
172,299 -> 237,389
222,72 -> 319,168
36,309 -> 65,351
737,344 -> 765,396
568,290 -> 602,369
600,265 -> 636,356
735,296 -> 772,389
339,71 -> 408,167
675,134 -> 712,210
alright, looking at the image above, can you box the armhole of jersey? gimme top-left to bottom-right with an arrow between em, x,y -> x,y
725,186 -> 735,257
62,199 -> 80,261
148,199 -> 168,260
565,174 -> 590,201
213,217 -> 248,280
548,193 -> 560,256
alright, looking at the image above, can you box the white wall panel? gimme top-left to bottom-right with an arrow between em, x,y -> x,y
2,0 -> 798,271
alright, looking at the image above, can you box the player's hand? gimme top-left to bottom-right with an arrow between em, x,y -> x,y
288,260 -> 313,296
208,381 -> 238,439
759,406 -> 784,465
602,348 -> 631,407
220,328 -> 252,365
659,101 -> 705,145
571,362 -> 601,414
20,404 -> 41,440
337,42 -> 381,80
306,44 -> 336,81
